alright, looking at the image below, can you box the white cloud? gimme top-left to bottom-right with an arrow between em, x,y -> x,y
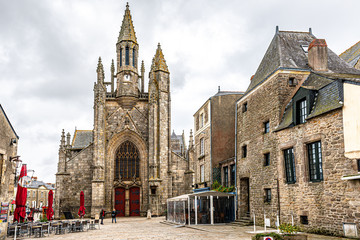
0,0 -> 359,183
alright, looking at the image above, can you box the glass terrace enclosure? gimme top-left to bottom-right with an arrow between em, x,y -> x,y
167,191 -> 235,225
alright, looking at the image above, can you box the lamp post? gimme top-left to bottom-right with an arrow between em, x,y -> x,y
9,156 -> 21,240
27,170 -> 35,184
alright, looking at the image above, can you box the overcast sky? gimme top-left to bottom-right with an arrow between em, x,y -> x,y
1,0 -> 359,183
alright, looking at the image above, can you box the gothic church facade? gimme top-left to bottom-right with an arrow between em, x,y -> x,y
55,4 -> 193,218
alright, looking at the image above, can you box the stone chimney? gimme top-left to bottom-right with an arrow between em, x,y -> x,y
308,39 -> 328,71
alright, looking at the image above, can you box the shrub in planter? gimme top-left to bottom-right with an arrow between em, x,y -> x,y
279,223 -> 307,240
252,232 -> 283,240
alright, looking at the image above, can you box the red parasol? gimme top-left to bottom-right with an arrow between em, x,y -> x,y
78,191 -> 86,217
14,164 -> 27,223
46,190 -> 54,221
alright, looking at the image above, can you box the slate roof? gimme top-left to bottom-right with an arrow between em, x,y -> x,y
25,180 -> 55,190
307,80 -> 343,119
340,41 -> 360,67
213,91 -> 244,97
71,130 -> 93,149
245,30 -> 360,95
301,73 -> 334,90
0,104 -> 19,139
276,101 -> 294,131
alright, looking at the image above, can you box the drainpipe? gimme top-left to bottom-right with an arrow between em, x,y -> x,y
234,102 -> 238,220
210,99 -> 212,187
277,177 -> 281,224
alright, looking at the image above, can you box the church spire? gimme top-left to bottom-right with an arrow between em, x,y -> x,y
151,43 -> 169,73
118,2 -> 137,44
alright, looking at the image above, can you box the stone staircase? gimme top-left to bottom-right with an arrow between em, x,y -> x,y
229,213 -> 253,226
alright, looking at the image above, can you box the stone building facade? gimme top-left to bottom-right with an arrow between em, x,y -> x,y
193,90 -> 243,189
26,179 -> 55,208
0,104 -> 18,240
236,28 -> 360,237
55,4 -> 193,219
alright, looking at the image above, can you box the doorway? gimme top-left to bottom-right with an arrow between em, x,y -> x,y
239,178 -> 250,217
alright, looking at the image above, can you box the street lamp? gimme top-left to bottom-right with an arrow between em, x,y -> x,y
27,170 -> 35,183
9,156 -> 22,185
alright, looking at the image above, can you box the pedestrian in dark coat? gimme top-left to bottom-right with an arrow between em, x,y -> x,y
100,209 -> 106,224
111,208 -> 117,223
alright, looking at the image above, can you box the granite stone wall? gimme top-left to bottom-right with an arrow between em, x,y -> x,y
0,107 -> 17,240
236,71 -> 360,236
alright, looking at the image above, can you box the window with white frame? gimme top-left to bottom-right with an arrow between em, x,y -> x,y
200,138 -> 204,156
200,113 -> 204,128
200,165 -> 205,182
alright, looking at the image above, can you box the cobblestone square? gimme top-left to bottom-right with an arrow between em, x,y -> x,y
8,217 -> 347,240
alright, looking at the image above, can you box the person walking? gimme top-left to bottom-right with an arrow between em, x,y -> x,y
111,208 -> 117,223
100,208 -> 106,225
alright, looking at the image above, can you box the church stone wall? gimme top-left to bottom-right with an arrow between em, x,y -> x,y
170,152 -> 188,197
57,145 -> 93,218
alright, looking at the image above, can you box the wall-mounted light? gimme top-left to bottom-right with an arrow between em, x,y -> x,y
9,156 -> 22,184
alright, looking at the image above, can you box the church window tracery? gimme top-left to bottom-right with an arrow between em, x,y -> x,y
115,141 -> 140,180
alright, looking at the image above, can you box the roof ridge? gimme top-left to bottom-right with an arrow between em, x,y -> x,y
0,104 -> 19,139
340,41 -> 360,57
279,30 -> 311,34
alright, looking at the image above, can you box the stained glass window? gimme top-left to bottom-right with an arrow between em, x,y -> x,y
115,141 -> 140,180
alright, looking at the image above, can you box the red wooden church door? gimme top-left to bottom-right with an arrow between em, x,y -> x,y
129,187 -> 140,216
115,187 -> 125,217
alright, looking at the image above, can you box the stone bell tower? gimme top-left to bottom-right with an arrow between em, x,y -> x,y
116,3 -> 140,99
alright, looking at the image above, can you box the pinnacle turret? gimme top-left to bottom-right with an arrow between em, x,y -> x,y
118,3 -> 137,44
150,43 -> 169,72
60,129 -> 65,148
97,57 -> 104,83
97,57 -> 104,72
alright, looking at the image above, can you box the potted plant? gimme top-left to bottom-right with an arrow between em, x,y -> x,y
252,232 -> 283,240
279,223 -> 307,240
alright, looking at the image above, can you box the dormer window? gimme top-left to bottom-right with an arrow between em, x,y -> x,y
301,45 -> 309,53
297,98 -> 307,124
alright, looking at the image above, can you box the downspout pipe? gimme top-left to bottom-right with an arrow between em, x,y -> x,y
234,100 -> 238,220
209,98 -> 212,187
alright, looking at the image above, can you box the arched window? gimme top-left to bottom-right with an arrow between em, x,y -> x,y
133,48 -> 136,67
125,47 -> 129,65
120,48 -> 122,67
115,141 -> 140,180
